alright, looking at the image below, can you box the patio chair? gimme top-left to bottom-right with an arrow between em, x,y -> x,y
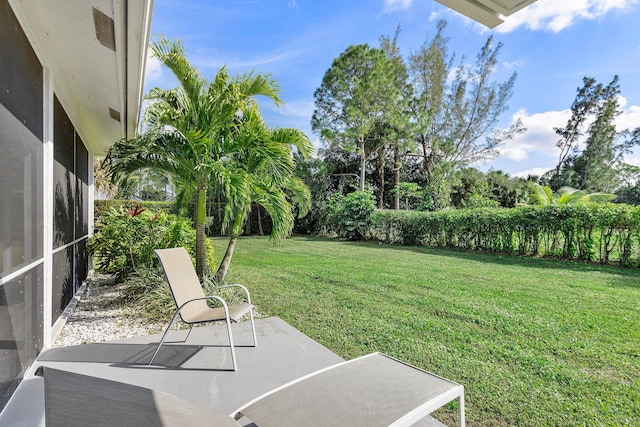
149,247 -> 257,371
42,353 -> 465,426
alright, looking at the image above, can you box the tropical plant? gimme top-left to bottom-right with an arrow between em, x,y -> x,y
213,106 -> 312,282
527,182 -> 616,206
103,38 -> 311,279
87,205 -> 212,280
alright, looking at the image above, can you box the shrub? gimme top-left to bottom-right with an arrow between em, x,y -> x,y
94,199 -> 177,220
324,191 -> 376,240
370,203 -> 640,266
88,205 -> 214,280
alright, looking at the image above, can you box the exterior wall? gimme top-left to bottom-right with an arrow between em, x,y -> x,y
0,0 -> 90,409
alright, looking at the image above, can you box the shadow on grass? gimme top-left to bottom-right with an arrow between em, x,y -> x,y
292,236 -> 640,289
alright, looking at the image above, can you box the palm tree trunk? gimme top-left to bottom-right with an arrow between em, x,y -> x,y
214,233 -> 238,283
215,205 -> 247,282
257,205 -> 264,235
195,187 -> 207,277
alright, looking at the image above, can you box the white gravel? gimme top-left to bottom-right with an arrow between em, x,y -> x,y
53,274 -> 167,347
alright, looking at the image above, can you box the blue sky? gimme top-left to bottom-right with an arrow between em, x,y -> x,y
145,0 -> 640,178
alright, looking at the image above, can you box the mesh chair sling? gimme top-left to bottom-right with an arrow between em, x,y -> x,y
149,247 -> 257,371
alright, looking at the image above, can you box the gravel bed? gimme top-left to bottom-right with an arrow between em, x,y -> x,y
54,274 -> 166,347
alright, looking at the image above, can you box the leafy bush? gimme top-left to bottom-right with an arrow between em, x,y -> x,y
88,205 -> 215,280
324,191 -> 376,240
371,203 -> 640,266
94,199 -> 177,220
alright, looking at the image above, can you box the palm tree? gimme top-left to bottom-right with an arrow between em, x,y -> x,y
527,182 -> 616,205
103,38 -> 311,278
214,105 -> 312,281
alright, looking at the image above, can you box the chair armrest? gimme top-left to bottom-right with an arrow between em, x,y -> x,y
178,295 -> 230,312
217,283 -> 252,304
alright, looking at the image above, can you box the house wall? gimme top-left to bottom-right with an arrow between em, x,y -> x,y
0,0 -> 90,409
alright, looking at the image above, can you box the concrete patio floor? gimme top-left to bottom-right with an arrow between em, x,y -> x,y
1,317 -> 344,426
1,316 -> 448,426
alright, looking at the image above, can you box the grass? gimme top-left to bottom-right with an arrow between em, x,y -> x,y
212,236 -> 640,426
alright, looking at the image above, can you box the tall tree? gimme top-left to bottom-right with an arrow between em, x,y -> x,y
312,44 -> 399,191
104,38 -> 310,278
408,20 -> 524,182
379,26 -> 413,209
549,76 -> 640,192
551,77 -> 602,182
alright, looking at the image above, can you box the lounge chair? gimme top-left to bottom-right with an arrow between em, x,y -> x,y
42,353 -> 465,426
150,247 -> 257,371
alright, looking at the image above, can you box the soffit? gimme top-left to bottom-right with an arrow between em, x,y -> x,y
436,0 -> 537,28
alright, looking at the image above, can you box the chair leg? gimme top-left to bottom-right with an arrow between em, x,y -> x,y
226,320 -> 237,371
182,325 -> 194,343
249,308 -> 257,347
149,311 -> 180,365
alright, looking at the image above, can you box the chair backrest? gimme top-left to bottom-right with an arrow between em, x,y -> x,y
155,247 -> 209,323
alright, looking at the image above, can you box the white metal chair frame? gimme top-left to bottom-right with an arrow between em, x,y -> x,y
148,248 -> 257,371
148,284 -> 257,370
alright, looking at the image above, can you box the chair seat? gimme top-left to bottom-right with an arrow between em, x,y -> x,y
182,302 -> 255,324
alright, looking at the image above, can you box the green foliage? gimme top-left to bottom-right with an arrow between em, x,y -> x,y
390,182 -> 422,209
94,199 -> 177,221
88,205 -> 214,280
103,37 -> 311,279
370,204 -> 640,266
312,43 -> 403,191
527,182 -> 617,206
324,191 -> 376,240
122,266 -> 176,320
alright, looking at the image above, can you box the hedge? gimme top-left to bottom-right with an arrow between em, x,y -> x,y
370,204 -> 640,267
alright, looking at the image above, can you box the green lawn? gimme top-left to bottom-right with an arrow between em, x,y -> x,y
212,236 -> 640,426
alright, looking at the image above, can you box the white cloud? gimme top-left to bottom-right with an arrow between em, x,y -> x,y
278,100 -> 315,118
497,0 -> 639,33
503,60 -> 524,70
512,167 -> 552,178
195,51 -> 298,70
144,48 -> 163,83
616,98 -> 640,131
383,0 -> 413,13
498,108 -> 570,161
497,98 -> 640,177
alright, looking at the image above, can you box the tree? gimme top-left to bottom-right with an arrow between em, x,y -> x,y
214,107 -> 312,281
312,44 -> 399,192
379,27 -> 413,210
104,38 -> 310,278
408,20 -> 524,184
548,76 -> 640,192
